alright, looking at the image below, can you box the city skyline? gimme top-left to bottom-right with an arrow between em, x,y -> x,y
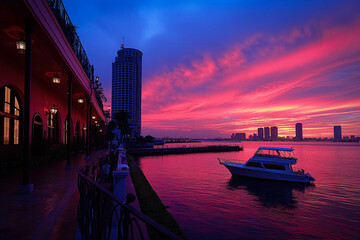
234,124 -> 357,141
63,0 -> 360,138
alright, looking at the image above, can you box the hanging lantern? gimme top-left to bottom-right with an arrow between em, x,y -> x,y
92,115 -> 96,120
16,39 -> 26,54
52,74 -> 60,84
78,98 -> 84,104
49,104 -> 57,114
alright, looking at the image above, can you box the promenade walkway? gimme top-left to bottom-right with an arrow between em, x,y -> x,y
0,150 -> 108,240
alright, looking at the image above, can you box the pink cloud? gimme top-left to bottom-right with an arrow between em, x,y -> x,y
142,18 -> 360,138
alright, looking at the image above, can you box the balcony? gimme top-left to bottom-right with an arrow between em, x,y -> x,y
45,0 -> 93,81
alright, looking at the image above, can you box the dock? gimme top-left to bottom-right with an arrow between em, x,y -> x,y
127,145 -> 243,156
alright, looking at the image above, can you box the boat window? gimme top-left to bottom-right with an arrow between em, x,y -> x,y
278,151 -> 296,159
263,163 -> 286,171
245,162 -> 263,168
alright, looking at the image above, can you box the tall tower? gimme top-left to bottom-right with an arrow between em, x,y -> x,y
271,126 -> 278,140
264,127 -> 270,140
334,126 -> 342,141
112,47 -> 143,139
295,123 -> 303,140
257,128 -> 264,140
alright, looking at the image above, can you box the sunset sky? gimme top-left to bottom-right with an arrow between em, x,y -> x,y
63,0 -> 360,138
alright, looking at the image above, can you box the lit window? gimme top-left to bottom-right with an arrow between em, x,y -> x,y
1,86 -> 21,145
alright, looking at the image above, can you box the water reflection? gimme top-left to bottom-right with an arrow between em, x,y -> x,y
227,176 -> 315,209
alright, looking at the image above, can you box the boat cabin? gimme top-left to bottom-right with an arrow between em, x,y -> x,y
245,147 -> 298,172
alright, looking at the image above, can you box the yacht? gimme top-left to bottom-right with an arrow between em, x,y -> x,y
218,146 -> 315,183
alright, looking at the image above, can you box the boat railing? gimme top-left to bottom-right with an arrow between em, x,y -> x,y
218,158 -> 242,164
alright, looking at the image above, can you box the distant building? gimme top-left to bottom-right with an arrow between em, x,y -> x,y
295,123 -> 303,140
334,126 -> 342,141
271,126 -> 278,140
233,133 -> 246,140
257,128 -> 264,140
264,127 -> 270,140
112,47 -> 143,140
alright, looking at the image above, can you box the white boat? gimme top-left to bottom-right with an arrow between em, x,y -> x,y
218,146 -> 315,183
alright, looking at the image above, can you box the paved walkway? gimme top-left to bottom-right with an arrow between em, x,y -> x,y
0,150 -> 108,240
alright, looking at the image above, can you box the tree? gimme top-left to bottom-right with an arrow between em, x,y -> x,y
113,111 -> 130,139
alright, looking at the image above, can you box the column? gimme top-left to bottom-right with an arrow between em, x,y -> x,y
66,75 -> 72,169
19,19 -> 34,193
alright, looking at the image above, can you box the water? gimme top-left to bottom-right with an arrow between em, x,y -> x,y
137,141 -> 360,239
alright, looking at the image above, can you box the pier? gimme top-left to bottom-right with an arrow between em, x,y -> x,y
127,145 -> 243,156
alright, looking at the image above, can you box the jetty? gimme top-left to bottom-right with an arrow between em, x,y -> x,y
127,145 -> 243,156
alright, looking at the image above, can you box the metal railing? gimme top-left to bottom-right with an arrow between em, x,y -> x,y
77,156 -> 183,240
45,0 -> 93,80
218,158 -> 243,165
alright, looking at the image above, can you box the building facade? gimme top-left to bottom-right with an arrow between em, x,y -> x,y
270,126 -> 278,140
112,47 -> 143,140
334,126 -> 342,141
0,0 -> 105,185
295,123 -> 303,140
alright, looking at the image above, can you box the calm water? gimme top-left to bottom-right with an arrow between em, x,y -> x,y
137,141 -> 360,240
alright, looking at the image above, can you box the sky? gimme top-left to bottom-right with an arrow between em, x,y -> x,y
63,0 -> 360,139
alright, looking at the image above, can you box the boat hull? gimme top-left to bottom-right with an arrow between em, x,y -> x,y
223,164 -> 312,183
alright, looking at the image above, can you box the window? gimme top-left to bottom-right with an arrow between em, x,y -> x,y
263,163 -> 286,171
48,111 -> 58,144
63,118 -> 68,144
245,162 -> 263,168
0,86 -> 21,145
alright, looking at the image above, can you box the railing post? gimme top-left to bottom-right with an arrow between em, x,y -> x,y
113,152 -> 129,202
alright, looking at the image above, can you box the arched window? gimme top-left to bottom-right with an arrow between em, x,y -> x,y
63,118 -> 68,144
48,111 -> 58,144
75,120 -> 80,141
0,86 -> 21,145
32,114 -> 43,155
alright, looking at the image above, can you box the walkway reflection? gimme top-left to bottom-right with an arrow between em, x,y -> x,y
227,176 -> 315,209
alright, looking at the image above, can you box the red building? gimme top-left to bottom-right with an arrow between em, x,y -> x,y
0,0 -> 105,190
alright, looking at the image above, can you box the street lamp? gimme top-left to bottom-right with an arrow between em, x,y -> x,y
16,39 -> 26,54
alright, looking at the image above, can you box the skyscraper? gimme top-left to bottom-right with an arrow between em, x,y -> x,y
112,46 -> 143,139
334,126 -> 342,141
295,123 -> 303,140
258,128 -> 264,140
264,127 -> 270,140
271,126 -> 278,140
